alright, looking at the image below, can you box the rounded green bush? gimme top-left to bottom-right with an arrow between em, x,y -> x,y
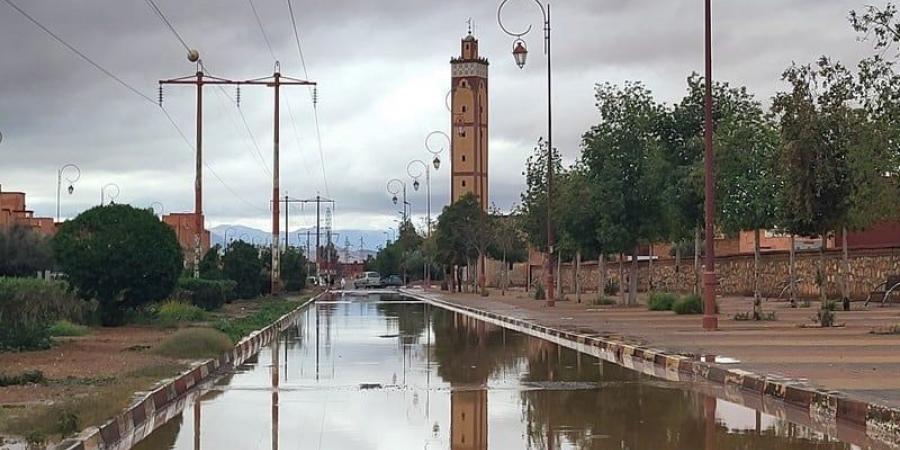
647,292 -> 677,311
152,328 -> 232,359
157,300 -> 206,325
673,294 -> 704,315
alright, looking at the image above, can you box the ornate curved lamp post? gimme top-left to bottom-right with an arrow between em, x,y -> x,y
100,183 -> 120,206
498,0 -> 556,307
387,178 -> 409,222
56,164 -> 81,222
149,201 -> 165,218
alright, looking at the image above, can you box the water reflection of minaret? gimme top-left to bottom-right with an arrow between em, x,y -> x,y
450,312 -> 488,450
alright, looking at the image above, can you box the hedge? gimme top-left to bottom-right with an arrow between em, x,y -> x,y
0,277 -> 87,351
176,278 -> 237,311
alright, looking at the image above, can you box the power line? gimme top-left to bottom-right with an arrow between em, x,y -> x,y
248,0 -> 277,61
211,86 -> 272,176
287,0 -> 330,196
4,0 -> 267,213
144,0 -> 190,52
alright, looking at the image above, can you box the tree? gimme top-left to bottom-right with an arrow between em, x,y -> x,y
555,167 -> 601,303
223,240 -> 263,299
435,194 -> 489,293
772,59 -> 858,320
0,224 -> 54,277
454,195 -> 495,296
281,247 -> 308,291
850,4 -> 900,56
519,140 -> 563,293
582,81 -> 668,306
53,204 -> 182,326
199,244 -> 223,280
715,99 -> 781,319
487,210 -> 528,296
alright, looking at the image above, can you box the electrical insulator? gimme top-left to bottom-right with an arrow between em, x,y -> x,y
158,86 -> 163,107
312,87 -> 318,106
236,85 -> 241,108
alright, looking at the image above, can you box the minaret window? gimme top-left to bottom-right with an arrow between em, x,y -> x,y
462,106 -> 467,112
462,180 -> 467,187
462,155 -> 466,162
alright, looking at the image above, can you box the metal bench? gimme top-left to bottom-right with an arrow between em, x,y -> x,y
864,275 -> 900,307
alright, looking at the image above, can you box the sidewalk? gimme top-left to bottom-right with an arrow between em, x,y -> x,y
420,288 -> 900,409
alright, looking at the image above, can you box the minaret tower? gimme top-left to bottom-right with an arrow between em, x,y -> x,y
450,25 -> 489,209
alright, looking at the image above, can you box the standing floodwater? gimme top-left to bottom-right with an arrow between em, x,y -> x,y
135,294 -> 863,449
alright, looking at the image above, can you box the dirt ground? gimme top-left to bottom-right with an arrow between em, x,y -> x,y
435,288 -> 900,408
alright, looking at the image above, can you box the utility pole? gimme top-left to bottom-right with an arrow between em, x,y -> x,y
279,196 -> 336,280
160,62 -> 316,293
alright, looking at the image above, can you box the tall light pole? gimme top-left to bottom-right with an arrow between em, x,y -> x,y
702,0 -> 719,330
498,0 -> 555,307
100,183 -> 120,206
150,201 -> 165,218
387,179 -> 409,223
56,164 -> 81,222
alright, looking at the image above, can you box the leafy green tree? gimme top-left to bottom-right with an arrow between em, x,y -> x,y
582,81 -> 668,306
715,100 -> 781,318
281,247 -> 307,291
222,240 -> 263,299
850,4 -> 900,55
555,167 -> 601,303
0,224 -> 54,277
53,204 -> 182,326
487,210 -> 528,295
199,244 -> 223,280
519,140 -> 563,294
772,59 -> 858,317
436,194 -> 487,293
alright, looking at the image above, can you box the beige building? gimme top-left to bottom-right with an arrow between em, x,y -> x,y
450,31 -> 489,209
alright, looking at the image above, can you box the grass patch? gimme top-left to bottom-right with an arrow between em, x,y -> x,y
48,320 -> 90,337
0,370 -> 45,387
152,328 -> 232,360
0,364 -> 185,444
673,294 -> 704,315
647,292 -> 678,311
156,300 -> 206,326
593,296 -> 617,306
214,298 -> 301,343
733,311 -> 777,321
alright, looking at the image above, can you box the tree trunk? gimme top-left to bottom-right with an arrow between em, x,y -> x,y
575,250 -> 582,304
788,235 -> 796,306
753,229 -> 761,320
841,227 -> 850,302
598,255 -> 606,300
648,245 -> 654,291
629,247 -> 639,306
502,251 -> 507,296
478,252 -> 486,296
675,242 -> 682,274
556,253 -> 563,300
694,226 -> 701,295
619,254 -> 625,304
819,235 -> 827,305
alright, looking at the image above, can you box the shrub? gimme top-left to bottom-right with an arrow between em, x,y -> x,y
48,320 -> 90,337
673,294 -> 704,315
222,241 -> 264,299
0,224 -> 54,276
157,300 -> 206,325
214,299 -> 300,343
0,369 -> 46,386
594,296 -> 616,305
152,328 -> 232,359
176,278 -> 236,311
647,292 -> 677,311
281,247 -> 308,292
533,283 -> 546,300
603,279 -> 619,296
53,204 -> 183,326
0,277 -> 87,351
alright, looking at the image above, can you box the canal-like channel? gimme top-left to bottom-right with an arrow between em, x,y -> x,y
134,293 -> 864,449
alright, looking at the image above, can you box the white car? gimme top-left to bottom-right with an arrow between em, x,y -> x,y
353,271 -> 382,289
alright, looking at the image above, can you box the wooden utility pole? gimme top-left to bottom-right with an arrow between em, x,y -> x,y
160,63 -> 316,294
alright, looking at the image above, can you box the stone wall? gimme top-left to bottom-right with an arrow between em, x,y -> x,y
486,248 -> 900,300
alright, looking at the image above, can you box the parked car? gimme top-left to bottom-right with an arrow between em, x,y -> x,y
353,271 -> 382,289
381,274 -> 404,287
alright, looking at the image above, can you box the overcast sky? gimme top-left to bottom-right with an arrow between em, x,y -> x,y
0,0 -> 883,232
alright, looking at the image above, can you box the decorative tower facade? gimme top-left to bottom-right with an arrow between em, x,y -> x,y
450,31 -> 489,210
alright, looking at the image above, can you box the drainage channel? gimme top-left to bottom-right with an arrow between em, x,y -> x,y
116,292 -> 881,450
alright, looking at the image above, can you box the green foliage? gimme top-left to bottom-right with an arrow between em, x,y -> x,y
152,328 -> 232,359
555,167 -> 602,260
487,212 -> 528,264
176,278 -> 236,311
199,244 -> 224,280
214,299 -> 300,343
222,240 -> 264,299
370,220 -> 426,280
672,294 -> 704,315
0,224 -> 54,277
734,311 -> 777,321
48,320 -> 89,337
0,277 -> 87,351
0,370 -> 46,387
647,292 -> 677,311
533,283 -> 546,300
435,194 -> 492,269
815,307 -> 837,327
519,140 -> 563,251
281,247 -> 308,291
594,296 -> 617,305
53,204 -> 183,326
157,300 -> 206,325
603,279 -> 619,296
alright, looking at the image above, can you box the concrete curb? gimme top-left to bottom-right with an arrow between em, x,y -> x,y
53,292 -> 323,450
402,289 -> 900,449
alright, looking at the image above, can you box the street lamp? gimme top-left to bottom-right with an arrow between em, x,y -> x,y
387,178 -> 409,222
498,0 -> 556,307
425,131 -> 449,173
149,201 -> 165,218
409,159 -> 435,289
100,183 -> 120,206
701,0 -> 719,330
56,164 -> 81,222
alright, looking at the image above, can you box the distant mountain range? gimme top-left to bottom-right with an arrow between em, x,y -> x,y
209,225 -> 385,262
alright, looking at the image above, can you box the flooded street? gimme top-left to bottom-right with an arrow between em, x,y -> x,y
135,294 -> 863,449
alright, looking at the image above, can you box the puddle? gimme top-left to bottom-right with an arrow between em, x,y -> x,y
132,294 -> 875,450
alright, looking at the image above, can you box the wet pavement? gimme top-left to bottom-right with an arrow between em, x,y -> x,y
134,293 -> 866,449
